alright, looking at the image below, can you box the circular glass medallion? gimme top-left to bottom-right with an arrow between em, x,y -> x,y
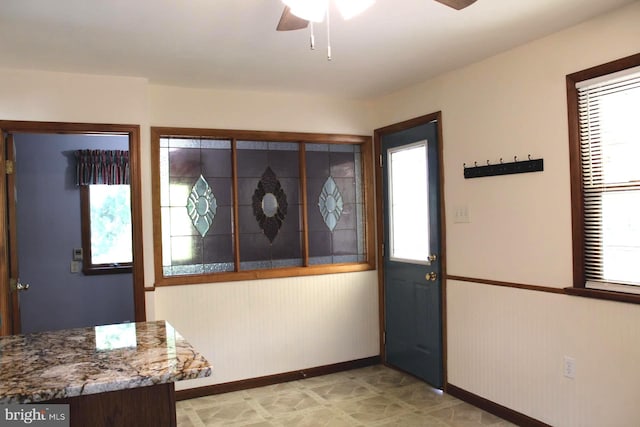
196,197 -> 210,215
262,193 -> 279,217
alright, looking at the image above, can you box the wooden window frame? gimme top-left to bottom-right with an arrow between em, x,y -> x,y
80,185 -> 133,275
151,127 -> 376,287
565,52 -> 640,305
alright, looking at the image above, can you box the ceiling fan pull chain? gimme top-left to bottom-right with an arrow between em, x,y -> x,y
326,6 -> 332,61
309,22 -> 315,50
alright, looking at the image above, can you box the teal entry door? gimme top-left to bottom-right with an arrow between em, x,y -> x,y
381,117 -> 443,388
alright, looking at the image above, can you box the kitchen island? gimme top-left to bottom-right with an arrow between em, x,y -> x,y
0,320 -> 211,426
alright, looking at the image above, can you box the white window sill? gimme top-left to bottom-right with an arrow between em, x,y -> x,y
565,284 -> 640,305
586,280 -> 640,295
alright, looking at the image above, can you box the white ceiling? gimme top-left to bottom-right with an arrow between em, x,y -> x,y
0,0 -> 635,99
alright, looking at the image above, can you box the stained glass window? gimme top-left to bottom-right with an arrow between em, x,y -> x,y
153,129 -> 373,284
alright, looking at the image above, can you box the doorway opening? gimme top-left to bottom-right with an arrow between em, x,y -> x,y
0,121 -> 145,336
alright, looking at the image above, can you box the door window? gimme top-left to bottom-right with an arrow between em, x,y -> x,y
387,141 -> 430,264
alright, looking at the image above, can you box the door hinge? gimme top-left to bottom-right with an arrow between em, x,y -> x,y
379,154 -> 383,168
381,243 -> 385,256
5,160 -> 14,175
383,331 -> 386,344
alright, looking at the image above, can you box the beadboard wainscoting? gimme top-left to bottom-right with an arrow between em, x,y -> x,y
153,271 -> 380,390
447,279 -> 640,426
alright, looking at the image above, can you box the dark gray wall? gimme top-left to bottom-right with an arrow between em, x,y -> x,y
15,133 -> 134,333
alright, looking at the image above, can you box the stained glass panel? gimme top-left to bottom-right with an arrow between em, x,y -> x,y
306,143 -> 365,265
159,138 -> 234,276
237,141 -> 302,270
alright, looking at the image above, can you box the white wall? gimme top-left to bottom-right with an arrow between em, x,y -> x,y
0,69 -> 147,124
149,85 -> 374,134
372,2 -> 640,426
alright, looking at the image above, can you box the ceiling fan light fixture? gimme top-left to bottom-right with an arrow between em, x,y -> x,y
282,0 -> 328,23
434,0 -> 478,10
335,0 -> 375,20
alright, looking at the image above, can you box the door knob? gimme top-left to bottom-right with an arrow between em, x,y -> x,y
16,282 -> 30,291
428,254 -> 437,262
10,278 -> 30,292
425,272 -> 437,281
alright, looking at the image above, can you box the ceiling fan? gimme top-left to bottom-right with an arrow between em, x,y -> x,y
277,0 -> 478,31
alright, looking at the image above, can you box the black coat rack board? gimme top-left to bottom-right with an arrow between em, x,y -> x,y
463,155 -> 543,179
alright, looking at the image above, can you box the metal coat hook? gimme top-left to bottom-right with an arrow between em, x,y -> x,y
463,154 -> 544,179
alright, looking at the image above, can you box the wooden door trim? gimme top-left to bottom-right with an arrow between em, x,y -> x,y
373,111 -> 448,387
6,134 -> 21,333
0,129 -> 10,335
0,120 -> 146,329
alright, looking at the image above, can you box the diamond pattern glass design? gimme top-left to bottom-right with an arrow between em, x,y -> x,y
187,174 -> 217,237
252,166 -> 288,243
318,176 -> 344,231
159,137 -> 234,277
237,141 -> 302,270
305,143 -> 365,265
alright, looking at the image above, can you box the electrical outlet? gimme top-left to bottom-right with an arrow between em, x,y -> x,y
563,356 -> 576,379
70,261 -> 82,273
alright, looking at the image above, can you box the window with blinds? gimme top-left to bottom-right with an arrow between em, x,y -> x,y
577,66 -> 640,290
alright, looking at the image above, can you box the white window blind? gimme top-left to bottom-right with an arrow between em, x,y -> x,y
578,68 -> 640,288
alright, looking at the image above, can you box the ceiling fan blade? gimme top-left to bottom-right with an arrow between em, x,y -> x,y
434,0 -> 478,10
276,6 -> 309,31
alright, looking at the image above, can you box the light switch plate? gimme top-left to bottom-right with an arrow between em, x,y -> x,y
453,205 -> 470,223
563,356 -> 576,379
73,248 -> 83,261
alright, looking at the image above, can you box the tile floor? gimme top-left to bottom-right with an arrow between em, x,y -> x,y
176,365 -> 515,426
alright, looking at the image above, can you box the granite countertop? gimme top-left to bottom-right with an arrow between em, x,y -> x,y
0,320 -> 212,403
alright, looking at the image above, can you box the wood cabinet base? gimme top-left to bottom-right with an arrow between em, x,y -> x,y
47,383 -> 176,427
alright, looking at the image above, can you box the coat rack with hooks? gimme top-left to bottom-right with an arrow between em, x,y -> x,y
463,155 -> 543,179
